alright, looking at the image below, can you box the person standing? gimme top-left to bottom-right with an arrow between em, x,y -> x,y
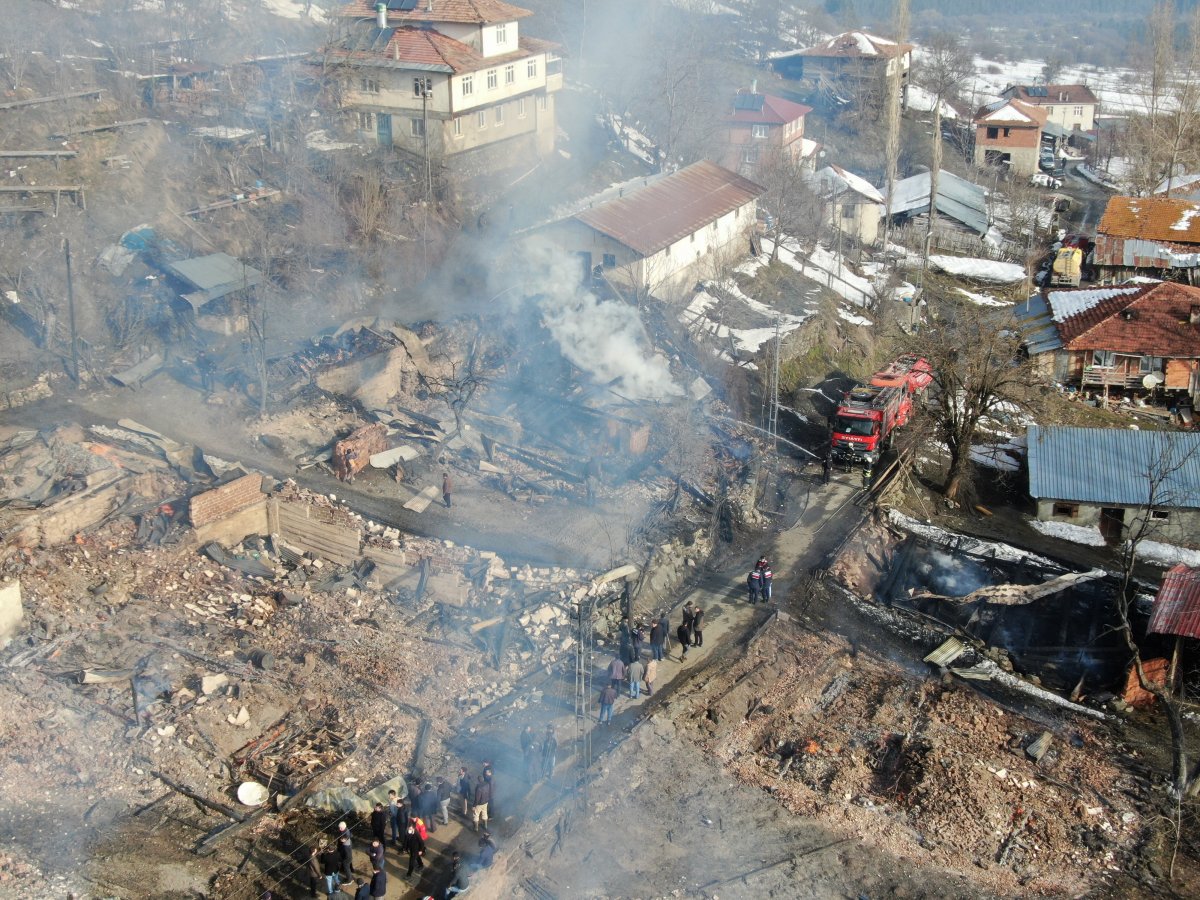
387,790 -> 402,845
306,845 -> 323,898
457,767 -> 472,816
676,620 -> 691,661
823,453 -> 833,484
758,558 -> 773,602
649,615 -> 664,661
405,824 -> 426,878
631,623 -> 644,661
435,776 -> 452,826
521,726 -> 538,782
367,838 -> 385,874
627,656 -> 645,699
691,604 -> 705,647
370,802 -> 388,846
644,657 -> 657,696
336,821 -> 354,883
607,655 -> 625,690
344,447 -> 359,485
541,726 -> 558,779
442,471 -> 453,508
747,566 -> 762,604
658,610 -> 671,657
419,782 -> 439,834
472,774 -> 491,831
320,843 -> 342,898
598,683 -> 616,724
682,601 -> 695,634
369,865 -> 387,899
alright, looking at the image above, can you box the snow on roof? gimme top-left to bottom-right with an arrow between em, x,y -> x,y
888,170 -> 989,235
1172,207 -> 1200,232
1044,286 -> 1141,322
815,165 -> 884,204
851,32 -> 878,55
983,105 -> 1034,122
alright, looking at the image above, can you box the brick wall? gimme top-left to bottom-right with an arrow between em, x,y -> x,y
189,473 -> 266,527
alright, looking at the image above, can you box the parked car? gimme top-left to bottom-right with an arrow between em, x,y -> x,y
1031,172 -> 1063,189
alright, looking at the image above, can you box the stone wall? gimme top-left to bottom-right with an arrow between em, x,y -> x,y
189,474 -> 267,527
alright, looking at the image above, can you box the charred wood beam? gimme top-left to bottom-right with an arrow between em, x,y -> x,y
495,444 -> 580,483
151,770 -> 245,823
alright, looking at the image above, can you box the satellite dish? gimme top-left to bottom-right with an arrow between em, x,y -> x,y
1143,372 -> 1165,389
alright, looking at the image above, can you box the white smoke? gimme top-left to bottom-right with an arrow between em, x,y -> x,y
523,240 -> 682,401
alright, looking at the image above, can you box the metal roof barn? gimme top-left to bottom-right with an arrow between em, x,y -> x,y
166,253 -> 263,310
1027,425 -> 1200,507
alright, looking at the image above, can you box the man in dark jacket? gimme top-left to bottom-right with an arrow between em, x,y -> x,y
444,850 -> 471,898
472,774 -> 491,831
599,683 -> 617,724
370,802 -> 388,845
541,726 -> 558,780
320,845 -> 342,898
419,782 -> 439,833
353,878 -> 371,900
306,845 -> 323,898
436,776 -> 452,825
677,621 -> 691,660
405,824 -> 426,878
649,616 -> 664,661
691,604 -> 705,647
336,822 -> 354,882
457,767 -> 472,816
369,865 -> 387,898
658,611 -> 671,656
367,838 -> 384,873
477,830 -> 497,868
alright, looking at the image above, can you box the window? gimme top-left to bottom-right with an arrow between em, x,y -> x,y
409,117 -> 424,137
1091,350 -> 1116,368
602,253 -> 616,268
1074,105 -> 1083,115
742,147 -> 758,164
546,54 -> 562,76
842,204 -> 856,219
413,77 -> 432,98
453,117 -> 463,137
495,105 -> 504,125
751,124 -> 768,139
986,126 -> 999,139
477,110 -> 487,129
1150,509 -> 1170,521
504,64 -> 515,85
537,94 -> 547,111
461,74 -> 473,96
1002,127 -> 1011,137
1052,502 -> 1079,518
487,69 -> 498,90
517,97 -> 526,118
1139,356 -> 1163,373
495,23 -> 507,44
356,111 -> 375,131
527,58 -> 538,79
360,77 -> 380,94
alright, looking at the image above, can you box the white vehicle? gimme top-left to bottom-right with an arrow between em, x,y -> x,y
1031,172 -> 1063,189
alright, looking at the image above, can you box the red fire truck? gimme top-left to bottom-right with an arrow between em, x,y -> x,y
830,355 -> 933,466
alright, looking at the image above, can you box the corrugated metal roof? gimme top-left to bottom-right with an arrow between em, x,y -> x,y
1027,425 -> 1200,507
888,170 -> 989,235
573,161 -> 764,257
1149,565 -> 1200,638
1012,292 -> 1063,354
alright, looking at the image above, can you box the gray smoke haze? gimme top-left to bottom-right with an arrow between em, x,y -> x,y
523,239 -> 682,402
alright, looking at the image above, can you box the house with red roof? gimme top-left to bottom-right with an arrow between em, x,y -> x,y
1095,196 -> 1200,281
719,85 -> 815,176
770,32 -> 913,108
1015,282 -> 1200,404
325,0 -> 561,170
534,160 -> 764,298
973,98 -> 1047,177
1001,84 -> 1099,133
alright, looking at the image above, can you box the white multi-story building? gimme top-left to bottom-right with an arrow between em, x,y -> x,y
328,0 -> 562,172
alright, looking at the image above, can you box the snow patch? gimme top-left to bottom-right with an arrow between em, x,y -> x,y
1131,540 -> 1200,568
956,287 -> 1009,307
928,255 -> 1026,283
1170,206 -> 1200,232
1030,519 -> 1106,546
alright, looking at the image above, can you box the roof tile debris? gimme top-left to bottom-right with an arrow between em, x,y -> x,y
573,160 -> 764,257
1149,565 -> 1200,639
1099,196 -> 1200,245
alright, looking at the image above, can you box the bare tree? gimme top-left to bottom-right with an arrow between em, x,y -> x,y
916,33 -> 974,267
1110,434 -> 1200,877
902,301 -> 1041,502
423,326 -> 493,440
880,0 -> 910,256
756,152 -> 825,261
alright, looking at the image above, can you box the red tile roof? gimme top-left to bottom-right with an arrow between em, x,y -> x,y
1057,281 -> 1200,357
1099,196 -> 1200,245
329,26 -> 549,74
574,161 -> 764,257
337,0 -> 531,23
1149,565 -> 1200,639
727,91 -> 811,126
1008,84 -> 1099,106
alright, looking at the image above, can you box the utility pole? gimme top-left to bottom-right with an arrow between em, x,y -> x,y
573,594 -> 595,805
768,315 -> 781,453
64,238 -> 79,384
880,0 -> 910,260
420,77 -> 432,199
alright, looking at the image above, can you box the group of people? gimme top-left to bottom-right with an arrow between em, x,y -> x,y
746,556 -> 773,604
520,724 -> 559,782
305,769 -> 498,899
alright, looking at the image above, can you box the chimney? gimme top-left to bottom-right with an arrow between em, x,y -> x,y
375,2 -> 387,28
1191,305 -> 1200,324
393,41 -> 399,61
751,78 -> 758,94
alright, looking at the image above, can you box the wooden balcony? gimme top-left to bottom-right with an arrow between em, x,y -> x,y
1081,367 -> 1143,389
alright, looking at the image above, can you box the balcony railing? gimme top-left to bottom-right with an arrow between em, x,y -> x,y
1081,368 -> 1143,388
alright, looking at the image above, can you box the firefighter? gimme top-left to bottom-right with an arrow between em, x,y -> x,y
756,557 -> 773,602
747,566 -> 762,604
861,464 -> 873,491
